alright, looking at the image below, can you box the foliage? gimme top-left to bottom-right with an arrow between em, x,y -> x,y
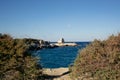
71,34 -> 120,80
0,34 -> 43,80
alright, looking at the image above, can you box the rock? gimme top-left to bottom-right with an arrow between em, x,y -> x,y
43,68 -> 71,80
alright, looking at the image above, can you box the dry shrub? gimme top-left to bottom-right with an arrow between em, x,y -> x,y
71,33 -> 120,80
0,34 -> 43,80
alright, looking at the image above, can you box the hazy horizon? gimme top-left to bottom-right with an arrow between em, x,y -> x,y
0,0 -> 120,41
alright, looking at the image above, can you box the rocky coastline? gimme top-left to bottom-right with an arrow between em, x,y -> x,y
27,38 -> 78,51
43,68 -> 71,80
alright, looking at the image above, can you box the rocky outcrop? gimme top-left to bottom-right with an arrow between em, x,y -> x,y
25,38 -> 77,50
24,38 -> 58,50
53,38 -> 78,47
43,68 -> 71,80
54,43 -> 77,46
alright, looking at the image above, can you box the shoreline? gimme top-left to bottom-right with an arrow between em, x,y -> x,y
43,67 -> 71,80
54,42 -> 78,47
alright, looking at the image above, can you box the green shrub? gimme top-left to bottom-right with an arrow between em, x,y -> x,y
0,34 -> 43,80
71,34 -> 120,80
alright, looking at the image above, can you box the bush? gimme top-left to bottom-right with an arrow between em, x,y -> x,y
0,34 -> 43,80
71,34 -> 120,80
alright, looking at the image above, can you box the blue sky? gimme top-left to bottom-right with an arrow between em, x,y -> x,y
0,0 -> 120,41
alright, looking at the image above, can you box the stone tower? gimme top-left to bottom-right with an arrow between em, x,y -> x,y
57,38 -> 64,44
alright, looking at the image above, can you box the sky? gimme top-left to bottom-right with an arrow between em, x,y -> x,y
0,0 -> 120,41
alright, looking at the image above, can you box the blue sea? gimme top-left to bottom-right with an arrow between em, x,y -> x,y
33,42 -> 90,68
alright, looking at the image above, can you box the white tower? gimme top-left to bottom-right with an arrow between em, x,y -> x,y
57,38 -> 64,44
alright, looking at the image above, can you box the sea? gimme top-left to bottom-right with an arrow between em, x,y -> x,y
32,42 -> 90,68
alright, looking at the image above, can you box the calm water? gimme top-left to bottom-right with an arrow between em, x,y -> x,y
33,42 -> 90,68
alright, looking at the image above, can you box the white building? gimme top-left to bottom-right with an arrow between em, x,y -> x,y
57,38 -> 64,44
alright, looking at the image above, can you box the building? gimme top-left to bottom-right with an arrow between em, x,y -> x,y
57,38 -> 64,44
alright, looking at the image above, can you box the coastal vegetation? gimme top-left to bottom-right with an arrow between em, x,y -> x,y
71,34 -> 120,80
1,33 -> 120,80
0,34 -> 44,80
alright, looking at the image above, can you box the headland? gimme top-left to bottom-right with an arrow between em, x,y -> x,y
51,38 -> 78,47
